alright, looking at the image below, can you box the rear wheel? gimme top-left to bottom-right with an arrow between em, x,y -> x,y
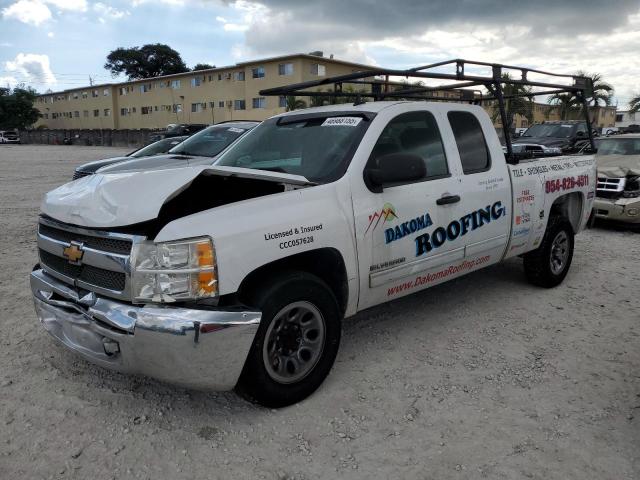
237,272 -> 342,408
523,216 -> 574,288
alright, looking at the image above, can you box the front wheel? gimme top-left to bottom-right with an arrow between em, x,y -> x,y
523,216 -> 574,288
236,272 -> 342,407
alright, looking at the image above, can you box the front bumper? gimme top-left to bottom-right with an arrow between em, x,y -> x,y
30,268 -> 261,390
593,197 -> 640,224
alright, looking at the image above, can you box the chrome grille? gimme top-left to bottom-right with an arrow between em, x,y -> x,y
39,223 -> 131,255
39,250 -> 126,291
37,217 -> 142,301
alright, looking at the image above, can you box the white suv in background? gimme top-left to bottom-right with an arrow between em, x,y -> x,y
0,130 -> 20,144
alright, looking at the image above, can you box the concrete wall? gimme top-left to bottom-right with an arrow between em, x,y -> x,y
19,129 -> 157,148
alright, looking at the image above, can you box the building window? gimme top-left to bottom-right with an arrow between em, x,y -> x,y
252,66 -> 265,79
83,110 -> 89,117
103,89 -> 109,96
234,99 -> 246,110
173,104 -> 182,113
43,113 -> 48,119
234,71 -> 245,81
72,111 -> 78,117
218,101 -> 224,108
616,114 -> 623,122
154,106 -> 158,111
279,96 -> 287,108
120,108 -> 128,116
310,63 -> 326,76
278,63 -> 293,76
141,106 -> 150,115
217,74 -> 222,81
140,83 -> 153,93
119,87 -> 127,96
92,90 -> 99,98
191,77 -> 202,87
82,91 -> 88,99
171,80 -> 181,89
209,101 -> 215,109
191,102 -> 204,113
252,97 -> 266,109
73,92 -> 79,99
93,109 -> 99,117
104,108 -> 111,117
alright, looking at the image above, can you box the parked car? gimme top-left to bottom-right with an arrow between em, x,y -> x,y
515,120 -> 597,153
72,136 -> 189,180
31,100 -> 595,407
148,123 -> 208,143
0,130 -> 20,144
593,134 -> 640,226
95,121 -> 258,175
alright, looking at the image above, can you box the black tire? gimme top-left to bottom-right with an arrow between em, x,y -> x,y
523,216 -> 574,288
236,271 -> 342,408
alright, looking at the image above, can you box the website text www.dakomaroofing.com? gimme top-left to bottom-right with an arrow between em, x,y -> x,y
387,256 -> 491,297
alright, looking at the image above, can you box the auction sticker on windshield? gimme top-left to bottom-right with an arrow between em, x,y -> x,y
322,117 -> 362,127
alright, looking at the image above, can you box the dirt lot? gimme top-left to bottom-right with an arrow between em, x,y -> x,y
0,145 -> 639,480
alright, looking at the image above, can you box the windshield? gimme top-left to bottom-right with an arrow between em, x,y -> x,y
131,137 -> 185,158
169,125 -> 250,157
522,124 -> 575,138
214,115 -> 372,183
597,138 -> 640,156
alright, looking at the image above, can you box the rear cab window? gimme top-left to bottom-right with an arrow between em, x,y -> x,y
448,111 -> 491,174
367,110 -> 449,184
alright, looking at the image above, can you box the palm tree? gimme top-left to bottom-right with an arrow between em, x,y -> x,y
488,73 -> 534,129
547,92 -> 579,120
576,71 -> 614,107
629,94 -> 640,114
285,96 -> 306,111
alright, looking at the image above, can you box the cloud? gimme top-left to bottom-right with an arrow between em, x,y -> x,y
222,0 -> 640,103
4,53 -> 56,86
1,0 -> 52,26
1,0 -> 87,26
93,2 -> 130,22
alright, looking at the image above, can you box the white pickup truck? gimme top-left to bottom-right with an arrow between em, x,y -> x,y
31,101 -> 596,407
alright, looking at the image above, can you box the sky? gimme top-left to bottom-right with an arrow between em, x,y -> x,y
1,0 -> 639,107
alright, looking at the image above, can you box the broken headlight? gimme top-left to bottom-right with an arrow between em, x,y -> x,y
131,237 -> 217,303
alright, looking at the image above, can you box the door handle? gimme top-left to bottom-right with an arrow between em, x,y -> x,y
436,194 -> 461,206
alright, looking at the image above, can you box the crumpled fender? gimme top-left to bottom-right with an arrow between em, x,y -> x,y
41,166 -> 208,228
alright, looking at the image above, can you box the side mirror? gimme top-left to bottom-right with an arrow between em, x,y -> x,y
365,153 -> 426,192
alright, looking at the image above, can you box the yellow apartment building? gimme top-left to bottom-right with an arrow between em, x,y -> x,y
35,53 -> 377,130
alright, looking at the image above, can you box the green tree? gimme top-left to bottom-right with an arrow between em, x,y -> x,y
628,93 -> 640,114
547,92 -> 580,120
488,73 -> 534,129
0,85 -> 39,129
285,96 -> 307,111
576,71 -> 614,106
104,44 -> 189,80
192,63 -> 215,71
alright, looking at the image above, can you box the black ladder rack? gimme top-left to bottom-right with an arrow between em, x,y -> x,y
259,58 -> 596,164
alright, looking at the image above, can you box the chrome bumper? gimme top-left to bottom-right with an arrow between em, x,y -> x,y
30,268 -> 261,390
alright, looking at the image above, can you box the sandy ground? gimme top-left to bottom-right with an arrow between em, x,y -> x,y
0,145 -> 638,480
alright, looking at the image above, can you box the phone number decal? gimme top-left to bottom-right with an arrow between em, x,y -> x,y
545,175 -> 589,193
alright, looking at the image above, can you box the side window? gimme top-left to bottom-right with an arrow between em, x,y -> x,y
576,123 -> 588,136
368,111 -> 448,182
448,111 -> 491,174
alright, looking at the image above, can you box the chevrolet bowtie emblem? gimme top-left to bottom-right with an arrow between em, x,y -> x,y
62,241 -> 84,265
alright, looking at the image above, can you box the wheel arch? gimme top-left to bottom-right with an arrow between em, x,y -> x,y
549,192 -> 584,233
237,247 -> 349,316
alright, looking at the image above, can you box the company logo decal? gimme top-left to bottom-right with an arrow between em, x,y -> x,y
365,203 -> 398,234
62,241 -> 84,265
385,212 -> 433,244
515,212 -> 530,225
414,201 -> 507,257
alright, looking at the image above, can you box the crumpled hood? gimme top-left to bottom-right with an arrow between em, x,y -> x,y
42,166 -> 209,228
41,166 -> 312,229
597,154 -> 640,177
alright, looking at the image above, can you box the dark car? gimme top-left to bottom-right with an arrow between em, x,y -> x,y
95,121 -> 259,175
148,123 -> 209,143
72,136 -> 188,180
515,120 -> 598,153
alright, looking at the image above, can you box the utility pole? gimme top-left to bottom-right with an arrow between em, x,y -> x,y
89,76 -> 94,86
